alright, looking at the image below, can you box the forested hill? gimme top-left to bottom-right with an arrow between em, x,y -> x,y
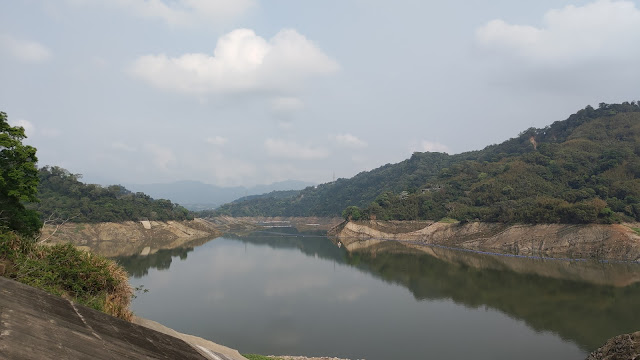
207,151 -> 454,218
211,102 -> 640,224
29,166 -> 192,223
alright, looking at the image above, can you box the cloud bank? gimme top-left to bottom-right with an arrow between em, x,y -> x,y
476,0 -> 640,66
131,28 -> 339,94
0,34 -> 51,63
413,140 -> 450,154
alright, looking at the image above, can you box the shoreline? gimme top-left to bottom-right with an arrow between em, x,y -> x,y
329,220 -> 640,261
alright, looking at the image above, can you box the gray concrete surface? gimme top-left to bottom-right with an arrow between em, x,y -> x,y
0,277 -> 238,360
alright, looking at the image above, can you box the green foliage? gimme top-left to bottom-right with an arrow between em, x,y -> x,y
0,112 -> 41,236
208,102 -> 640,225
243,355 -> 284,360
355,108 -> 640,224
210,152 -> 454,217
0,232 -> 133,320
30,166 -> 193,223
342,205 -> 363,220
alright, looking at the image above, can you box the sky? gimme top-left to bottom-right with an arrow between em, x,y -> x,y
1,0 -> 640,187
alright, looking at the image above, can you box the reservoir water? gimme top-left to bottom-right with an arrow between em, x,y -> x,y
118,229 -> 640,360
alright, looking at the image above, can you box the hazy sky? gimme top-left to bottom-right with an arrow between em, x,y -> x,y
2,0 -> 639,186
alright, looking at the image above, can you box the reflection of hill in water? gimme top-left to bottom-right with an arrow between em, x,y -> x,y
224,228 -> 349,264
115,247 -> 194,278
347,241 -> 640,351
118,229 -> 640,351
114,236 -> 216,278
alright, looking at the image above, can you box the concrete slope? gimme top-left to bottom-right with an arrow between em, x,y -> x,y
0,277 -> 240,360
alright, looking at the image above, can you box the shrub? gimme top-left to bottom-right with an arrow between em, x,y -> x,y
0,233 -> 133,321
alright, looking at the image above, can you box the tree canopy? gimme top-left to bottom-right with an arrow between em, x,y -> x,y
30,166 -> 193,223
0,112 -> 40,235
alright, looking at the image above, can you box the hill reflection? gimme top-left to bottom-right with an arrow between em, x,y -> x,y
119,229 -> 640,351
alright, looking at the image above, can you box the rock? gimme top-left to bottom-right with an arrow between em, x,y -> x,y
40,219 -> 222,257
587,331 -> 640,360
330,220 -> 640,261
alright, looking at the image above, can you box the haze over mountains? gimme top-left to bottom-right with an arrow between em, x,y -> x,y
123,180 -> 315,210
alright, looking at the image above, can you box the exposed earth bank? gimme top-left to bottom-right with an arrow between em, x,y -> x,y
40,218 -> 222,257
329,220 -> 640,261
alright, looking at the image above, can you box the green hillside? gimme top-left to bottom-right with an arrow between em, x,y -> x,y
211,102 -> 640,224
30,166 -> 192,223
210,151 -> 454,217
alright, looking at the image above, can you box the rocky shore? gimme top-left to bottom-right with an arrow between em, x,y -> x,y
329,220 -> 640,261
587,331 -> 640,360
40,218 -> 222,257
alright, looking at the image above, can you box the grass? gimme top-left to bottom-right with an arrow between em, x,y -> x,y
242,355 -> 284,360
438,217 -> 459,224
0,231 -> 133,321
631,227 -> 640,236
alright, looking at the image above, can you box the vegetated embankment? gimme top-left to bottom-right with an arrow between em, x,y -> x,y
40,218 -> 222,257
329,220 -> 640,261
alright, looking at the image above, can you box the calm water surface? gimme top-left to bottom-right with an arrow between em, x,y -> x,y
118,229 -> 640,360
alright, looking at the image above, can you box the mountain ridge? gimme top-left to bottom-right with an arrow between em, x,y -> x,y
124,179 -> 315,210
210,102 -> 640,224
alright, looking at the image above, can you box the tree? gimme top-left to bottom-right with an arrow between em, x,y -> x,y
342,206 -> 363,221
0,112 -> 41,236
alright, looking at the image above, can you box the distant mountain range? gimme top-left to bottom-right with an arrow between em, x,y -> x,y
123,180 -> 315,210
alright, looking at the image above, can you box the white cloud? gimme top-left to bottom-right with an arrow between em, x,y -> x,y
0,34 -> 51,63
144,143 -> 175,170
9,119 -> 35,136
111,142 -> 137,152
331,133 -> 367,148
264,138 -> 329,160
205,136 -> 228,146
69,0 -> 254,26
414,140 -> 450,154
476,0 -> 640,66
131,28 -> 339,95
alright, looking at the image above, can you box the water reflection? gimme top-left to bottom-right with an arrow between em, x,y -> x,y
114,235 -> 218,278
345,242 -> 640,351
123,229 -> 640,356
115,247 -> 195,278
225,229 -> 348,263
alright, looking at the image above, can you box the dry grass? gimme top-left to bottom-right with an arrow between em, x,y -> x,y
1,232 -> 134,321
